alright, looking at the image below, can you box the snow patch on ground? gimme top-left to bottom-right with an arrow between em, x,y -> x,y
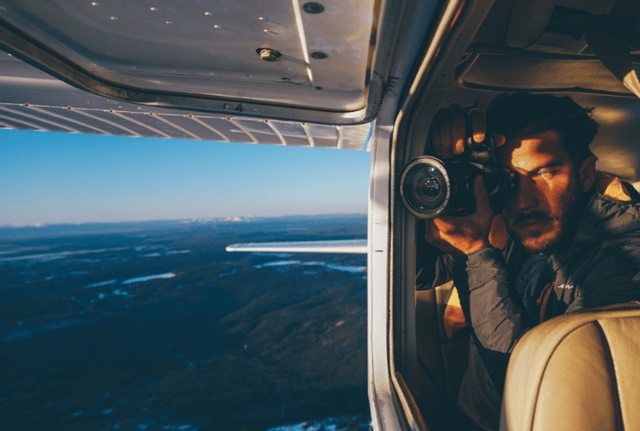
122,273 -> 176,284
0,247 -> 128,263
266,415 -> 369,431
253,260 -> 366,275
83,279 -> 118,289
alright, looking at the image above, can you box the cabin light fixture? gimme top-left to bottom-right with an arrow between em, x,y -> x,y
303,2 -> 324,14
256,48 -> 282,62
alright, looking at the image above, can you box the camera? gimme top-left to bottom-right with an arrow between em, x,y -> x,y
400,131 -> 514,219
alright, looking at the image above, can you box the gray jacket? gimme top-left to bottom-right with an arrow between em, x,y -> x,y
454,184 -> 640,431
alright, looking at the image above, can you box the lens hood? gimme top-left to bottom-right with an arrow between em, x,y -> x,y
400,156 -> 452,219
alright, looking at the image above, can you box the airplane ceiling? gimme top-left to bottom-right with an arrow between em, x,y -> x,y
0,50 -> 371,148
0,0 -> 430,124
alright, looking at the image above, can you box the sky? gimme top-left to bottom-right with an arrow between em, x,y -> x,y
1,129 -> 371,226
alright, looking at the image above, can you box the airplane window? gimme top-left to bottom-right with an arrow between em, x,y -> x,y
0,130 -> 372,431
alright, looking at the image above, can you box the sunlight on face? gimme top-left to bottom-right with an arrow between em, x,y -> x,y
499,131 -> 580,254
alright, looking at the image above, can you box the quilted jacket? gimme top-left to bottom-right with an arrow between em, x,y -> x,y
454,175 -> 640,431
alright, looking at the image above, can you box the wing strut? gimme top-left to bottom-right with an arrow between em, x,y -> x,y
226,239 -> 368,254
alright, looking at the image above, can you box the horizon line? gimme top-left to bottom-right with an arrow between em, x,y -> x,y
0,213 -> 368,229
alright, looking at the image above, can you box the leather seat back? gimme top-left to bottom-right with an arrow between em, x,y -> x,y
501,302 -> 640,431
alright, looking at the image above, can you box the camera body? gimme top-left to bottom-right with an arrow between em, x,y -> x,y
400,137 -> 514,219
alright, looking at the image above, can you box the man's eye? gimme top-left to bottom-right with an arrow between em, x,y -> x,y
538,170 -> 551,177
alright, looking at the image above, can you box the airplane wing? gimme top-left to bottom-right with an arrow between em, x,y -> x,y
0,0 -> 422,131
0,51 -> 372,150
226,239 -> 367,254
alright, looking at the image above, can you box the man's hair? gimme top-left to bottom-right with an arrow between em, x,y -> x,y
486,93 -> 598,166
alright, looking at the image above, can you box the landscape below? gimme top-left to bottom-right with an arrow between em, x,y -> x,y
0,215 -> 369,431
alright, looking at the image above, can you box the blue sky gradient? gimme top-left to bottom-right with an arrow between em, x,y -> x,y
1,129 -> 371,226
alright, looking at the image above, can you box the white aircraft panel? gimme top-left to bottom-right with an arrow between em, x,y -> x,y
0,0 -> 374,112
225,239 -> 368,254
0,51 -> 372,149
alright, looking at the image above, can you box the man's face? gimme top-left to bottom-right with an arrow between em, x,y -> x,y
498,130 -> 582,254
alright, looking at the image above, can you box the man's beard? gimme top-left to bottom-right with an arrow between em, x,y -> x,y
505,182 -> 580,255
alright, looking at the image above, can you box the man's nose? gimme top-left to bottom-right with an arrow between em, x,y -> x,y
514,176 -> 539,210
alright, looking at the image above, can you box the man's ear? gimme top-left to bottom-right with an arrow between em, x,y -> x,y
578,156 -> 597,192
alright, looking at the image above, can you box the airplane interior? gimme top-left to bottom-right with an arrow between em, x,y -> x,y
392,0 -> 640,430
2,0 -> 640,430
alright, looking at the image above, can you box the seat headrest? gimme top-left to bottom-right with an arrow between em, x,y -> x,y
501,302 -> 640,431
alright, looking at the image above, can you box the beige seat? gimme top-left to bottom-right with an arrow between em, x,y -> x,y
415,282 -> 470,430
501,302 -> 640,431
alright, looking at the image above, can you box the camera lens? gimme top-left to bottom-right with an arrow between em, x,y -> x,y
420,176 -> 441,198
411,167 -> 446,207
400,156 -> 450,218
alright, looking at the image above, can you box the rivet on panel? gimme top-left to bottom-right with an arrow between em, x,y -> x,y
204,11 -> 212,16
150,7 -> 158,11
256,48 -> 281,62
303,2 -> 324,14
91,1 -> 100,6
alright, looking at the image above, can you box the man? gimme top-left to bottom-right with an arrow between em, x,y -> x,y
424,93 -> 640,431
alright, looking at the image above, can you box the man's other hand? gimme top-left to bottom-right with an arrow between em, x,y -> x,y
425,176 -> 493,255
424,103 -> 508,255
429,103 -> 505,157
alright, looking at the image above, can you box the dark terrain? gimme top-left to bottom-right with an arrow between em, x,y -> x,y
0,215 -> 369,431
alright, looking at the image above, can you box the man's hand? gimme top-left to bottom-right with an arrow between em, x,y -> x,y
430,104 -> 485,157
429,103 -> 506,156
424,104 -> 506,255
425,176 -> 493,255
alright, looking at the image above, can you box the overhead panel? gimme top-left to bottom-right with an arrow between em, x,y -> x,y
0,0 -> 377,123
0,51 -> 371,149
